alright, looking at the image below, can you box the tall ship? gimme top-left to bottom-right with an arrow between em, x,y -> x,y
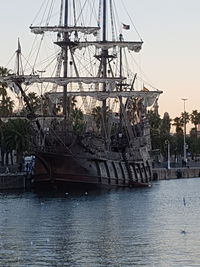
1,0 -> 162,188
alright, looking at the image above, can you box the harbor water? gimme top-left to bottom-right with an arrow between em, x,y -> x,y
0,178 -> 200,266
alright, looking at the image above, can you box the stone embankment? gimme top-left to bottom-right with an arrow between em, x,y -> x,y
152,167 -> 200,180
0,166 -> 31,190
0,172 -> 27,190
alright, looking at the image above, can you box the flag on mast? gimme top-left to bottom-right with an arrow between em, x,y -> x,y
122,23 -> 130,30
143,85 -> 149,91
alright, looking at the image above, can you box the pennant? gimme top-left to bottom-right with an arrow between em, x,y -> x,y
143,86 -> 149,91
122,23 -> 130,30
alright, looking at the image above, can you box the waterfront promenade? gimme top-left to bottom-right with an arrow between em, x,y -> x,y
153,167 -> 200,180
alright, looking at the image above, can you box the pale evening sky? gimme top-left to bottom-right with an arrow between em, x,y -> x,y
0,0 -> 200,121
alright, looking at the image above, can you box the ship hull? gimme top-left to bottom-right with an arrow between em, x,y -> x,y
33,151 -> 152,189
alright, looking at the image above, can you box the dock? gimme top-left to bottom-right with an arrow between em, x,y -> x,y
153,167 -> 200,180
0,166 -> 32,190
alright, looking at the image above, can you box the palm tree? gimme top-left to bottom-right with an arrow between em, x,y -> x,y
3,119 -> 33,163
147,110 -> 161,130
160,112 -> 171,134
0,67 -> 14,117
0,67 -> 11,101
92,106 -> 108,129
0,120 -> 6,166
20,92 -> 42,115
173,117 -> 183,135
0,96 -> 15,116
190,110 -> 200,138
72,107 -> 85,135
146,110 -> 161,150
180,111 -> 190,125
92,106 -> 102,131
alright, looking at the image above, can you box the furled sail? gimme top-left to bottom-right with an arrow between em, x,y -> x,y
4,76 -> 124,86
30,26 -> 100,36
47,90 -> 162,106
55,41 -> 143,53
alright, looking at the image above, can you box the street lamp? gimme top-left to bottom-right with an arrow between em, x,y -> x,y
182,98 -> 187,165
165,140 -> 170,169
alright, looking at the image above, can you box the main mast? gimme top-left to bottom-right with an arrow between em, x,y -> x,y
102,0 -> 109,147
63,0 -> 69,120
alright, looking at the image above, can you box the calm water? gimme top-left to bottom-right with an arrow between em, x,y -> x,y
0,179 -> 200,266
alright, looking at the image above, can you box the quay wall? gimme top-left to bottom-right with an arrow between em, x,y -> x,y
152,167 -> 200,180
0,173 -> 30,190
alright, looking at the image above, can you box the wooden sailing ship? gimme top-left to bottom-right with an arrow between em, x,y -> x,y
1,0 -> 162,189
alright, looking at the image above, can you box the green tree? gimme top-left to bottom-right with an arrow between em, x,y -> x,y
147,110 -> 161,130
0,67 -> 11,100
0,120 -> 6,166
147,110 -> 161,150
72,107 -> 85,135
160,112 -> 171,134
20,92 -> 41,115
92,106 -> 102,131
0,96 -> 14,116
159,112 -> 172,157
0,67 -> 14,116
3,119 -> 33,163
190,110 -> 200,138
173,117 -> 183,135
180,111 -> 190,125
92,105 -> 111,134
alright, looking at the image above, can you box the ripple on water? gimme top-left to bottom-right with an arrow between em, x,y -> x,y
0,179 -> 200,266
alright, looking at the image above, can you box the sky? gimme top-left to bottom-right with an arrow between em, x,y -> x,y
1,0 -> 200,122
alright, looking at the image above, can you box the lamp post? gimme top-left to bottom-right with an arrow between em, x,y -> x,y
165,140 -> 170,169
182,98 -> 187,164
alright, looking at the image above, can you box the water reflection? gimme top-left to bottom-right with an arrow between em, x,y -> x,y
0,179 -> 200,266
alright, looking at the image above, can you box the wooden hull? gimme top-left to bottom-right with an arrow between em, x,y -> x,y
33,151 -> 152,189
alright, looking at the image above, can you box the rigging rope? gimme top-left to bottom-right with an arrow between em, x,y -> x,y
31,0 -> 46,25
120,0 -> 143,41
5,53 -> 16,69
112,1 -> 122,35
40,0 -> 51,26
32,36 -> 45,73
46,0 -> 55,26
129,52 -> 160,91
76,0 -> 88,24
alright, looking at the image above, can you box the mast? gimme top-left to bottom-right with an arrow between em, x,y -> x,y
16,38 -> 23,76
63,0 -> 69,120
102,0 -> 108,147
119,34 -> 123,88
16,39 -> 20,75
103,0 -> 106,43
119,33 -> 123,134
